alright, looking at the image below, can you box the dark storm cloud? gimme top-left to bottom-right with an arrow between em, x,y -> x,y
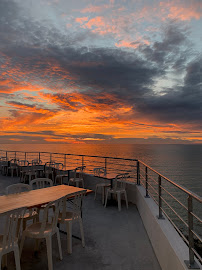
135,57 -> 202,123
3,130 -> 113,141
139,22 -> 192,71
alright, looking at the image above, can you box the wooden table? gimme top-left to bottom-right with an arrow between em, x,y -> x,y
0,185 -> 91,214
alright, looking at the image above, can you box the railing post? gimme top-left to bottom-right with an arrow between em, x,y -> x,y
145,166 -> 150,198
38,152 -> 40,163
82,156 -> 84,167
105,158 -> 107,174
158,175 -> 164,219
137,161 -> 140,185
6,151 -> 7,160
184,195 -> 199,269
64,154 -> 66,170
15,151 -> 16,160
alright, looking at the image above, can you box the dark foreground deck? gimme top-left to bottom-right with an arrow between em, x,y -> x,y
0,175 -> 161,270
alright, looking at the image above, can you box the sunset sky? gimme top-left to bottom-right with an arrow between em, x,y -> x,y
0,0 -> 202,144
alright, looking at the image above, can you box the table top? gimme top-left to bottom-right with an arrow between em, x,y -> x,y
0,185 -> 91,214
100,172 -> 118,180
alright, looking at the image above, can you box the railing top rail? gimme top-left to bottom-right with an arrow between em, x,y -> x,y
0,150 -> 138,161
1,149 -> 201,203
139,159 -> 202,203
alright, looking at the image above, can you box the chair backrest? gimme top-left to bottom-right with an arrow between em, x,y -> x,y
39,198 -> 62,237
18,160 -> 29,166
6,183 -> 32,195
73,166 -> 85,180
30,178 -> 53,189
45,162 -> 55,171
93,167 -> 106,177
55,163 -> 64,170
1,207 -> 26,252
113,173 -> 129,191
9,159 -> 18,168
60,191 -> 86,221
32,159 -> 42,165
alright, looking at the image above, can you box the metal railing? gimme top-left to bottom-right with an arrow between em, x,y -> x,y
0,149 -> 201,268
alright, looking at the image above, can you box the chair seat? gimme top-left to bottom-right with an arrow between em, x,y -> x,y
96,183 -> 110,187
107,188 -> 126,193
58,211 -> 80,222
56,174 -> 68,178
69,177 -> 81,183
25,222 -> 53,237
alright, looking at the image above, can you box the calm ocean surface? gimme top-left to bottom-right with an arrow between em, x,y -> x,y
0,143 -> 202,197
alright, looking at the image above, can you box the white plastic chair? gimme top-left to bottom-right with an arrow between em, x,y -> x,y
0,207 -> 26,270
23,164 -> 37,184
30,178 -> 53,189
68,166 -> 85,188
94,167 -> 110,204
32,159 -> 42,165
44,162 -> 55,181
58,191 -> 86,254
6,183 -> 38,230
55,170 -> 69,185
18,160 -> 29,182
104,173 -> 129,211
7,159 -> 19,177
20,198 -> 63,270
30,178 -> 54,213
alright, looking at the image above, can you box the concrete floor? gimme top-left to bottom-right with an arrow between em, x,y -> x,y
0,175 -> 161,270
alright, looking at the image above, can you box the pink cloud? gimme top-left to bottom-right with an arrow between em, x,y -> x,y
115,39 -> 150,49
75,16 -> 89,24
85,16 -> 106,29
81,4 -> 112,14
160,1 -> 202,21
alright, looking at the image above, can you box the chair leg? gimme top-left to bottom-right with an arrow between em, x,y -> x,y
46,236 -> 53,270
79,218 -> 85,247
56,228 -> 63,260
34,239 -> 40,252
104,189 -> 109,208
14,246 -> 21,270
94,185 -> 98,200
117,192 -> 121,211
20,233 -> 26,257
2,254 -> 7,269
66,221 -> 72,254
124,191 -> 128,209
102,187 -> 105,205
23,219 -> 26,231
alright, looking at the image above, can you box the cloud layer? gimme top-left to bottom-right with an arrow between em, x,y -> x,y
0,0 -> 201,144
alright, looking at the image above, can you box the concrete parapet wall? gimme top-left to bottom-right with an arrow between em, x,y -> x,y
135,185 -> 202,270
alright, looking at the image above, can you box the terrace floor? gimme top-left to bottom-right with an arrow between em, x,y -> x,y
0,175 -> 161,270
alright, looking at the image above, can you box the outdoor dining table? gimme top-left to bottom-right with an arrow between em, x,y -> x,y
0,185 -> 91,214
55,166 -> 78,184
99,172 -> 118,188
